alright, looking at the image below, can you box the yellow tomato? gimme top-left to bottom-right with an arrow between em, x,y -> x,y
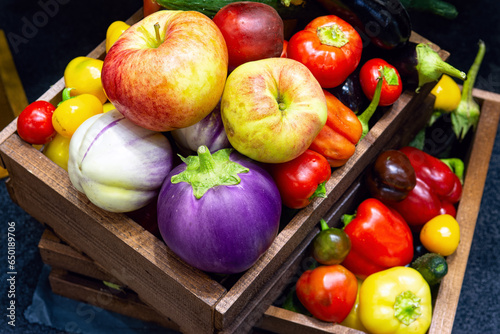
420,214 -> 460,256
102,102 -> 116,113
64,56 -> 107,104
52,90 -> 103,138
106,21 -> 130,53
43,133 -> 71,171
430,74 -> 462,112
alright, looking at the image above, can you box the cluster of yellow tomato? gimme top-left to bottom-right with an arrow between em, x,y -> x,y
43,21 -> 130,171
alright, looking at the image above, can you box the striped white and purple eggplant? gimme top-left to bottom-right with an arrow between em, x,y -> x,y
68,109 -> 173,213
171,103 -> 230,154
157,146 -> 281,274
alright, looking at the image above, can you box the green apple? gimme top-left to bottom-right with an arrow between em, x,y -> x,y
221,57 -> 327,163
102,10 -> 228,132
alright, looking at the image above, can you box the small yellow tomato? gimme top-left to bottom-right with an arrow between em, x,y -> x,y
64,56 -> 107,104
420,214 -> 460,256
106,21 -> 130,53
52,89 -> 103,138
431,74 -> 462,112
43,133 -> 71,171
102,102 -> 116,113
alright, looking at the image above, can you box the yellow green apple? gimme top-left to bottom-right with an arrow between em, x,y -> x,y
221,57 -> 327,163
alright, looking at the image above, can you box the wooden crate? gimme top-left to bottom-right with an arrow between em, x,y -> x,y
37,87 -> 500,334
0,8 -> 451,333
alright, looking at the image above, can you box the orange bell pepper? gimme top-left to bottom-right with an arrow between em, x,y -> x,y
308,90 -> 362,167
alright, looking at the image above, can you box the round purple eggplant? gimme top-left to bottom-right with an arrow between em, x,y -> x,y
157,146 -> 281,274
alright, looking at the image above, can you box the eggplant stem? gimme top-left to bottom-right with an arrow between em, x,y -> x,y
451,40 -> 485,140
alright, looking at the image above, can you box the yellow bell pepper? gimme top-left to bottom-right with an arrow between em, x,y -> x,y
359,266 -> 432,334
105,21 -> 130,53
430,74 -> 462,112
340,278 -> 368,332
52,88 -> 103,139
64,56 -> 107,104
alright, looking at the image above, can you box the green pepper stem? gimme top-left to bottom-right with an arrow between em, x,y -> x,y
309,181 -> 327,202
440,158 -> 465,184
451,40 -> 485,140
57,87 -> 75,107
358,78 -> 383,140
394,290 -> 422,326
342,213 -> 356,228
319,218 -> 330,231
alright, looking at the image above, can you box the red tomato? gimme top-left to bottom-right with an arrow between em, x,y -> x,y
287,15 -> 363,88
296,264 -> 358,323
269,150 -> 332,209
17,101 -> 56,145
359,58 -> 403,106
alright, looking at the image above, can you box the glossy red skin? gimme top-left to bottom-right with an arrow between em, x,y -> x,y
341,198 -> 414,279
17,101 -> 56,145
269,150 -> 332,209
296,264 -> 358,323
384,146 -> 462,227
359,58 -> 403,106
213,2 -> 284,71
287,15 -> 363,88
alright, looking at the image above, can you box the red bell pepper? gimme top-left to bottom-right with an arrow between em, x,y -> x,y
287,15 -> 363,88
383,146 -> 463,227
269,150 -> 332,209
296,264 -> 358,323
341,198 -> 414,279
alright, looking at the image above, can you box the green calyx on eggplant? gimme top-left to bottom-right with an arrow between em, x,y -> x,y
314,0 -> 412,50
383,42 -> 467,91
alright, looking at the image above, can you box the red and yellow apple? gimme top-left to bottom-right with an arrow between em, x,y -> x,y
101,10 -> 228,132
221,57 -> 327,164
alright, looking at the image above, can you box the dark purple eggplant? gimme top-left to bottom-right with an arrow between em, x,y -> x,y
314,0 -> 412,50
328,69 -> 369,113
383,42 -> 467,90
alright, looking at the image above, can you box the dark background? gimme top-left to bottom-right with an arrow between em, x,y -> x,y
0,0 -> 499,333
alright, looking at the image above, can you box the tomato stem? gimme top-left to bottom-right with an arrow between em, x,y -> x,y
316,24 -> 349,48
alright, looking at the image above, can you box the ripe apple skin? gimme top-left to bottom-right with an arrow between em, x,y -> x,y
102,11 -> 228,132
213,2 -> 284,72
221,57 -> 327,164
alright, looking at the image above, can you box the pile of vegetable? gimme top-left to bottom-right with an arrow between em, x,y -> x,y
13,1 -> 487,330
